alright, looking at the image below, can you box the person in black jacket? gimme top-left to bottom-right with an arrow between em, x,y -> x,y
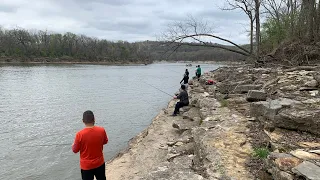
172,85 -> 189,116
185,69 -> 189,77
180,74 -> 189,89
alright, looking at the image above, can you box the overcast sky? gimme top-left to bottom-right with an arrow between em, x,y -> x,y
0,0 -> 250,44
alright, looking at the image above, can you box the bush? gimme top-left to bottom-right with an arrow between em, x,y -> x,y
253,148 -> 270,159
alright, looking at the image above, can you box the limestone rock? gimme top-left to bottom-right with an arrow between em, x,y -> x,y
313,74 -> 320,86
269,167 -> 295,180
172,142 -> 194,155
246,90 -> 267,102
172,120 -> 199,131
143,165 -> 205,180
280,85 -> 298,91
292,161 -> 320,180
275,107 -> 320,135
290,150 -> 320,160
304,79 -> 318,87
297,142 -> 320,148
172,155 -> 194,169
268,153 -> 293,160
274,157 -> 302,171
310,90 -> 319,96
250,98 -> 299,121
234,84 -> 262,93
309,150 -> 320,155
180,106 -> 191,112
182,107 -> 201,121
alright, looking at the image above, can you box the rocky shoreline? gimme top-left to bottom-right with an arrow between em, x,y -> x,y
106,65 -> 320,180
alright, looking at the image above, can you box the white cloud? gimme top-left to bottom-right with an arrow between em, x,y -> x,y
0,0 -> 251,44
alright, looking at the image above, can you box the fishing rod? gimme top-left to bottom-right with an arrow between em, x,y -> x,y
142,81 -> 174,97
21,143 -> 71,148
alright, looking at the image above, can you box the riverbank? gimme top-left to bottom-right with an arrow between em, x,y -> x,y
106,64 -> 320,179
106,70 -> 254,179
154,60 -> 244,66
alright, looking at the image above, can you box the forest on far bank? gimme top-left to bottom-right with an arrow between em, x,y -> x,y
0,27 -> 244,63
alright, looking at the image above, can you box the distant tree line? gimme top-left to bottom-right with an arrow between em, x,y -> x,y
0,27 -> 150,63
0,27 -> 242,63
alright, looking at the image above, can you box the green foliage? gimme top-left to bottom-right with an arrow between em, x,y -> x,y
0,28 -> 151,63
253,148 -> 270,159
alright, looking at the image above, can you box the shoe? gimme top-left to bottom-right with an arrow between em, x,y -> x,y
171,113 -> 177,116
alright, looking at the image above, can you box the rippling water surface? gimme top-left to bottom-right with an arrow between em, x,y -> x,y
0,63 -> 220,180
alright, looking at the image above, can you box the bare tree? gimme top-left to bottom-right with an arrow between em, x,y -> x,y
161,17 -> 251,58
223,0 -> 256,54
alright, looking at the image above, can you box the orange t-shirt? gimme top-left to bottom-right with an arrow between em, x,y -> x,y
72,126 -> 108,170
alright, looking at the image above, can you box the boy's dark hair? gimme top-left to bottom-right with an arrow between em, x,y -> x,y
83,110 -> 95,124
198,65 -> 200,67
181,84 -> 186,90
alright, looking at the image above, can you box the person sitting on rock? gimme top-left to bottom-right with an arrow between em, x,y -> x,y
172,85 -> 189,116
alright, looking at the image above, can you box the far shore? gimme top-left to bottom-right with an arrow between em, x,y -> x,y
0,59 -> 243,66
0,61 -> 149,66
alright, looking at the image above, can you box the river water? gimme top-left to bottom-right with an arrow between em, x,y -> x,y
0,63 -> 220,180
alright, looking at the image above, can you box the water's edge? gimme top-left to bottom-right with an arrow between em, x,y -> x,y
106,99 -> 173,164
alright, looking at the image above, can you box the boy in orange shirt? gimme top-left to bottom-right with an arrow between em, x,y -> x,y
72,110 -> 108,180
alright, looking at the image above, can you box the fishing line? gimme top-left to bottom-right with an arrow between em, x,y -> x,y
21,143 -> 71,148
142,81 -> 174,97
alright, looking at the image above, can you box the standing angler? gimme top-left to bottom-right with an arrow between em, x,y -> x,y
196,65 -> 202,81
185,69 -> 189,77
72,110 -> 109,180
180,73 -> 189,89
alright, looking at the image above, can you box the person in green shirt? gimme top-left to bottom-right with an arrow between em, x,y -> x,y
196,65 -> 201,81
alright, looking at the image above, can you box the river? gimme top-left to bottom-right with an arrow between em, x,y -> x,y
0,63 -> 221,180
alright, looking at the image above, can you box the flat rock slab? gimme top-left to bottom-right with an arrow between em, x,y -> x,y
172,119 -> 199,131
182,107 -> 201,121
246,90 -> 267,102
297,142 -> 320,148
234,84 -> 262,93
292,161 -> 320,180
250,98 -> 300,120
291,150 -> 320,160
309,150 -> 320,155
143,166 -> 205,180
275,107 -> 320,136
